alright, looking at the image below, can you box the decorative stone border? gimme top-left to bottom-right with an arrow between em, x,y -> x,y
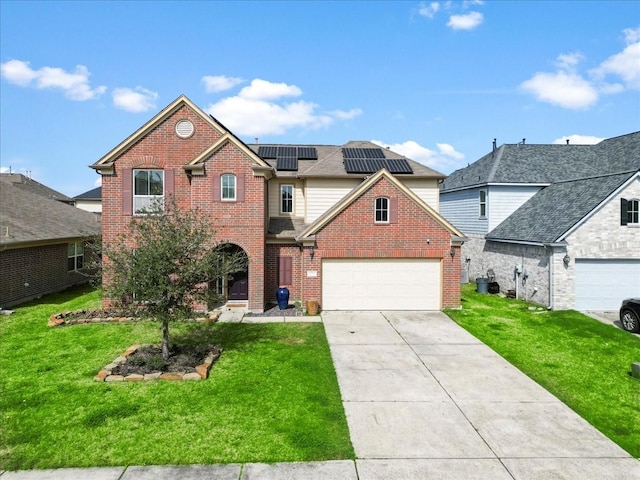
48,310 -> 220,327
94,344 -> 221,382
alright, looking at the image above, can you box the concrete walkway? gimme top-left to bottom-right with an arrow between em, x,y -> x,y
2,311 -> 639,479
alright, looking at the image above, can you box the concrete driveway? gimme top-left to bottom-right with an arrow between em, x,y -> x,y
323,310 -> 640,479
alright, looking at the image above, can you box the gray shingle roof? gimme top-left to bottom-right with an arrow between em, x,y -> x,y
248,141 -> 445,179
74,186 -> 101,200
0,174 -> 101,247
486,171 -> 637,244
441,131 -> 640,192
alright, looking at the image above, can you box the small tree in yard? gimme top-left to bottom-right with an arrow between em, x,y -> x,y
103,199 -> 246,362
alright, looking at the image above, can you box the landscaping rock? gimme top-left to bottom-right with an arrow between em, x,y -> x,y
105,375 -> 124,382
183,372 -> 201,381
125,374 -> 145,382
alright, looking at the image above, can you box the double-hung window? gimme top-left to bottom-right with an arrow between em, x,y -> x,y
479,189 -> 487,218
624,198 -> 639,225
221,174 -> 236,201
134,169 -> 164,214
375,197 -> 389,223
281,184 -> 293,214
68,242 -> 84,271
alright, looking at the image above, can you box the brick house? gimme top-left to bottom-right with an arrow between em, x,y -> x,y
440,132 -> 640,310
91,95 -> 464,312
0,173 -> 101,308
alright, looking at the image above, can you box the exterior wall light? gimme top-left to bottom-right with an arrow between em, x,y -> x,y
563,254 -> 570,267
450,247 -> 456,259
309,245 -> 315,260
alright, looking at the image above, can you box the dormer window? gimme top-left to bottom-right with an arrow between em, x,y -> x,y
375,197 -> 389,223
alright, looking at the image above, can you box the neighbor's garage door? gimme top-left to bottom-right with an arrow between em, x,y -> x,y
322,258 -> 441,310
575,259 -> 640,310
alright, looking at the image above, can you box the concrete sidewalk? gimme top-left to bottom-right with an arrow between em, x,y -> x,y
2,311 -> 639,479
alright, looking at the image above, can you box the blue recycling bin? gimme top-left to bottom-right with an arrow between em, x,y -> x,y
276,287 -> 290,310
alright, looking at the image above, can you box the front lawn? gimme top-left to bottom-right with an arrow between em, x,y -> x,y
446,284 -> 640,458
0,286 -> 354,470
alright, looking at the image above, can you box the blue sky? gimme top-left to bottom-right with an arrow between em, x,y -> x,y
1,0 -> 638,197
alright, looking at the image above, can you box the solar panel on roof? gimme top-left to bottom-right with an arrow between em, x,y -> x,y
297,147 -> 317,159
342,147 -> 385,159
258,146 -> 278,159
343,158 -> 413,174
277,157 -> 298,171
278,146 -> 296,157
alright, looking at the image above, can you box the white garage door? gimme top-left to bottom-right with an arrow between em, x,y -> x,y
322,258 -> 441,310
575,259 -> 640,310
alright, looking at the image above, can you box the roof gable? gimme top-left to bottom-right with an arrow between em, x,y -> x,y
1,175 -> 101,247
441,131 -> 640,192
297,169 -> 463,242
486,171 -> 638,244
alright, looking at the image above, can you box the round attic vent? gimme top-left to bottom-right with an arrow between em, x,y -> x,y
175,120 -> 194,138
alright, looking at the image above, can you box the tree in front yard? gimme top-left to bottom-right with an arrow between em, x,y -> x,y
102,198 -> 246,362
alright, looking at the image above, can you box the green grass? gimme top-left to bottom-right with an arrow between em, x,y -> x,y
446,284 -> 640,458
0,286 -> 354,470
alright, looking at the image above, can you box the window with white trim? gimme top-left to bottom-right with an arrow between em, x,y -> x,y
68,242 -> 84,271
133,169 -> 164,214
627,199 -> 639,225
375,197 -> 389,223
221,174 -> 236,201
479,189 -> 487,218
281,184 -> 293,214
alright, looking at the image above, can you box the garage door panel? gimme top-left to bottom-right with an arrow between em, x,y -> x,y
575,259 -> 640,310
322,259 -> 441,310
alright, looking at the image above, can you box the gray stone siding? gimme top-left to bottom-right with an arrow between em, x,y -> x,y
461,234 -> 552,307
555,177 -> 640,310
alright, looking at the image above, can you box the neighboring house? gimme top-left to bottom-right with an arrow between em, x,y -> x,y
74,186 -> 102,214
0,173 -> 101,308
440,132 -> 640,311
90,95 -> 464,312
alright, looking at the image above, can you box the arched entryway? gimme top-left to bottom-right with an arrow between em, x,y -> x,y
213,244 -> 249,304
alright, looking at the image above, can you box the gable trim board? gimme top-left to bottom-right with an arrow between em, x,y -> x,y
297,168 -> 464,244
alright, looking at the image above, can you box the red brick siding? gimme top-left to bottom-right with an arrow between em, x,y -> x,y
0,244 -> 89,307
307,177 -> 461,308
265,244 -> 303,303
101,105 -> 266,311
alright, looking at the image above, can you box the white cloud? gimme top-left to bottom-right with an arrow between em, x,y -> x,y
328,108 -> 363,120
94,176 -> 102,187
447,11 -> 483,30
521,27 -> 640,109
371,139 -> 465,172
202,75 -> 244,93
520,71 -> 598,109
623,26 -> 640,44
552,134 -> 604,145
206,79 -> 360,137
555,52 -> 584,70
0,59 -> 106,100
591,41 -> 640,90
112,87 -> 158,113
418,2 -> 440,19
238,78 -> 302,100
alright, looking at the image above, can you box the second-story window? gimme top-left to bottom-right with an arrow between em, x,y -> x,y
375,197 -> 389,223
221,174 -> 236,201
281,184 -> 293,214
479,189 -> 487,218
626,199 -> 639,225
134,169 -> 164,214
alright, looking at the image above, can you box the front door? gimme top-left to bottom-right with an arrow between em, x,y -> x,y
228,269 -> 248,300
